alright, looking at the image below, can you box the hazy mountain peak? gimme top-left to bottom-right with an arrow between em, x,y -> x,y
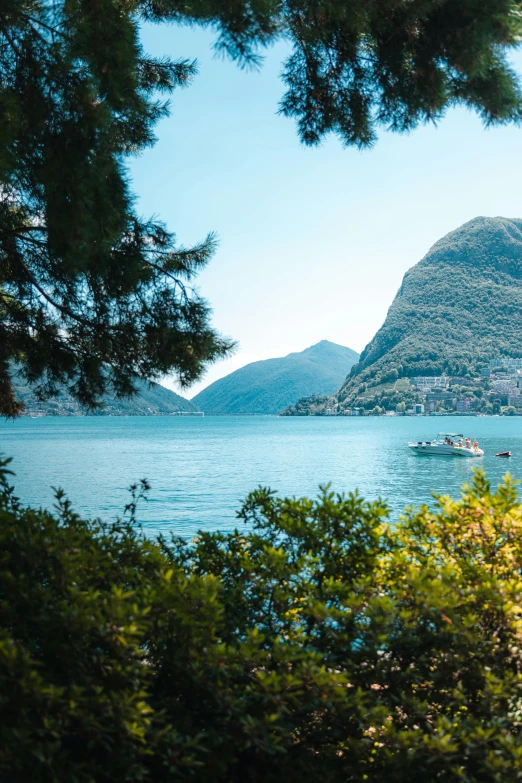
192,341 -> 359,414
422,216 -> 522,277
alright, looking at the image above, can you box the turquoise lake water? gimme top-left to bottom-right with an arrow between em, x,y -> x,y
1,415 -> 522,538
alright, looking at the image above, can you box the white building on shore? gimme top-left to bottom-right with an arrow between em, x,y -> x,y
410,376 -> 449,391
489,357 -> 522,372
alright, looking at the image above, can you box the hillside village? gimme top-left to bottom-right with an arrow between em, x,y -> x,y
352,357 -> 522,416
285,358 -> 522,417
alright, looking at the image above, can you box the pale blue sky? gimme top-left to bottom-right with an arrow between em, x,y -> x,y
131,24 -> 522,397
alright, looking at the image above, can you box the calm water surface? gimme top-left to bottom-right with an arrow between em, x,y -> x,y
1,415 -> 521,538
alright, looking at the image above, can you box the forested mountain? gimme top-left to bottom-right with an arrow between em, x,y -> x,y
14,375 -> 199,416
191,341 -> 359,414
285,217 -> 522,414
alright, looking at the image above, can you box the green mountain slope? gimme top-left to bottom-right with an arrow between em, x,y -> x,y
15,375 -> 199,416
191,341 -> 359,414
286,216 -> 522,414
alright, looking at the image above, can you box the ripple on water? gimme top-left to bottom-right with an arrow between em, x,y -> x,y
0,415 -> 520,538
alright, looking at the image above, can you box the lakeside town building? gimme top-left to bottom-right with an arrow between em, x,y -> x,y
410,376 -> 449,391
410,360 -> 522,411
326,358 -> 522,415
489,357 -> 522,371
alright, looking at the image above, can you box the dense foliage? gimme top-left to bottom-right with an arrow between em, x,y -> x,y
142,0 -> 522,145
280,391 -> 330,416
3,3 -> 522,416
3,455 -> 522,780
288,216 -> 522,414
193,340 -> 358,415
0,0 -> 238,418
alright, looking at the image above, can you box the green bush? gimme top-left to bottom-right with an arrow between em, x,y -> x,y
3,457 -> 522,780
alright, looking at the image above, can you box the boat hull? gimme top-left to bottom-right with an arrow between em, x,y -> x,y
408,444 -> 484,457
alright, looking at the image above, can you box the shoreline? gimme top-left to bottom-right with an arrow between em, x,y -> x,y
16,411 -> 521,419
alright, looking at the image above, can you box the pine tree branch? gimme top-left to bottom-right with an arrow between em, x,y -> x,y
8,225 -> 47,233
141,258 -> 190,301
0,289 -> 19,304
20,13 -> 66,39
1,29 -> 24,60
9,233 -> 47,247
14,254 -> 99,330
20,21 -> 53,48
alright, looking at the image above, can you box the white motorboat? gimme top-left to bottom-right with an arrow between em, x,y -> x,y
408,432 -> 484,457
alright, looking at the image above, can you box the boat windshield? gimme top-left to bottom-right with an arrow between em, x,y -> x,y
438,433 -> 466,445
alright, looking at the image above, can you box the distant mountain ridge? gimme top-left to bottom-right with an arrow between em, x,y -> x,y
14,374 -> 199,416
192,341 -> 359,414
285,217 -> 522,414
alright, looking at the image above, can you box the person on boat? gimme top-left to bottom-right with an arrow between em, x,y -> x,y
465,437 -> 471,449
473,439 -> 479,451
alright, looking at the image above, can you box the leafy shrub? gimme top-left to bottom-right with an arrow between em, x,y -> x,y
382,368 -> 399,383
3,458 -> 522,780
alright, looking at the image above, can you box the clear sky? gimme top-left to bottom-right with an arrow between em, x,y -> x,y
131,24 -> 522,398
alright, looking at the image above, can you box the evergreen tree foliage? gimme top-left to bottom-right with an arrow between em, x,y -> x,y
2,1 -> 522,415
3,455 -> 522,780
145,0 -> 522,144
0,0 -> 234,416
